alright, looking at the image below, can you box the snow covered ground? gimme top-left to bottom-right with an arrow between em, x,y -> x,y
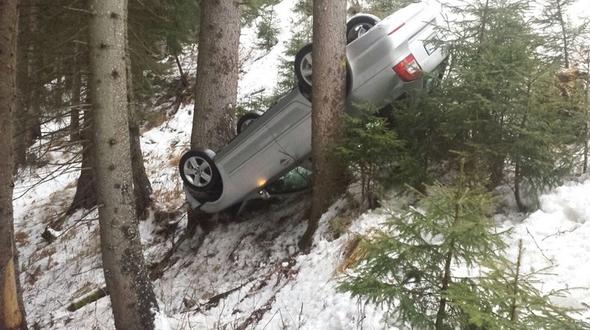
12,0 -> 590,329
13,124 -> 590,329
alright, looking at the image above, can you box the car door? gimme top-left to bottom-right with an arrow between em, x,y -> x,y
271,92 -> 312,169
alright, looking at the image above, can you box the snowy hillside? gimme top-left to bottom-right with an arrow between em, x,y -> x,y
13,0 -> 590,329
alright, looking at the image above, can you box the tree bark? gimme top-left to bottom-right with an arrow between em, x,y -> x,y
14,0 -> 31,169
67,109 -> 97,216
299,0 -> 348,252
27,0 -> 41,143
0,0 -> 28,328
70,44 -> 82,142
67,1 -> 95,216
435,248 -> 453,329
583,55 -> 589,173
435,198 -> 461,330
191,0 -> 240,151
126,23 -> 152,220
509,240 -> 524,323
188,0 -> 241,233
88,0 -> 159,328
555,0 -> 570,68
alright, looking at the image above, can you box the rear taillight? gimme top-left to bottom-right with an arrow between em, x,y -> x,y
393,54 -> 423,81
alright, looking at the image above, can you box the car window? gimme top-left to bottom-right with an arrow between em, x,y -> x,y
266,166 -> 311,194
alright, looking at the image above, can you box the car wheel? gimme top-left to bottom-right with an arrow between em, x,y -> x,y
179,150 -> 221,193
237,112 -> 261,134
294,43 -> 352,97
294,43 -> 313,94
346,15 -> 378,43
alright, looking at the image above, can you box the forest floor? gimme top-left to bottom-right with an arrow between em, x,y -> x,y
13,0 -> 590,328
13,98 -> 590,329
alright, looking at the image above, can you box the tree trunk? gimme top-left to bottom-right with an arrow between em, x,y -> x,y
88,0 -> 159,328
435,198 -> 461,330
435,248 -> 453,329
0,0 -> 28,328
67,109 -> 97,216
488,156 -> 505,188
514,158 -> 525,212
583,59 -> 589,173
27,0 -> 41,143
67,2 -> 94,217
477,0 -> 490,47
14,0 -> 31,169
555,0 -> 570,68
126,24 -> 152,220
70,45 -> 82,142
509,240 -> 524,323
188,0 -> 241,233
190,0 -> 240,151
299,0 -> 348,252
584,122 -> 588,174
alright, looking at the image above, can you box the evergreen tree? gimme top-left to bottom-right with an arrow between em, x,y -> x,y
461,240 -> 590,329
365,0 -> 416,17
255,8 -> 279,51
340,168 -> 505,329
88,0 -> 160,327
0,0 -> 28,328
536,0 -> 589,69
536,0 -> 590,173
336,112 -> 406,210
340,167 -> 590,329
431,0 -> 578,204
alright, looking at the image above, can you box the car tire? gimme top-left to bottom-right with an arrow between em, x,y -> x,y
346,15 -> 378,43
294,43 -> 352,97
179,150 -> 221,194
294,43 -> 313,94
237,112 -> 261,134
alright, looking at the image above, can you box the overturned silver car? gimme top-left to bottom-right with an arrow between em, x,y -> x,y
180,3 -> 447,213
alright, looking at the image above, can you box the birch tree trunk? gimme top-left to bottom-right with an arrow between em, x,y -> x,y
299,0 -> 348,252
88,0 -> 159,328
0,0 -> 28,328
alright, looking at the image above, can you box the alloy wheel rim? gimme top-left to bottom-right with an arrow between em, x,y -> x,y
183,156 -> 213,188
300,52 -> 313,86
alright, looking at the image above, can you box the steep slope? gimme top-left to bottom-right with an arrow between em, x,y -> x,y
12,0 -> 590,329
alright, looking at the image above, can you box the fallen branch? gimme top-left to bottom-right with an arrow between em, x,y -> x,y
148,233 -> 189,280
199,282 -> 249,312
67,286 -> 108,312
235,296 -> 276,330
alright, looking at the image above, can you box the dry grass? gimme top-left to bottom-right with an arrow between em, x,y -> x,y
153,182 -> 184,211
168,151 -> 183,167
142,112 -> 169,133
15,231 -> 30,246
336,235 -> 367,273
30,246 -> 57,264
327,215 -> 354,239
26,265 -> 43,286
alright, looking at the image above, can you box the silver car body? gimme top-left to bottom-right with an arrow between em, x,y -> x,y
184,3 -> 446,213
